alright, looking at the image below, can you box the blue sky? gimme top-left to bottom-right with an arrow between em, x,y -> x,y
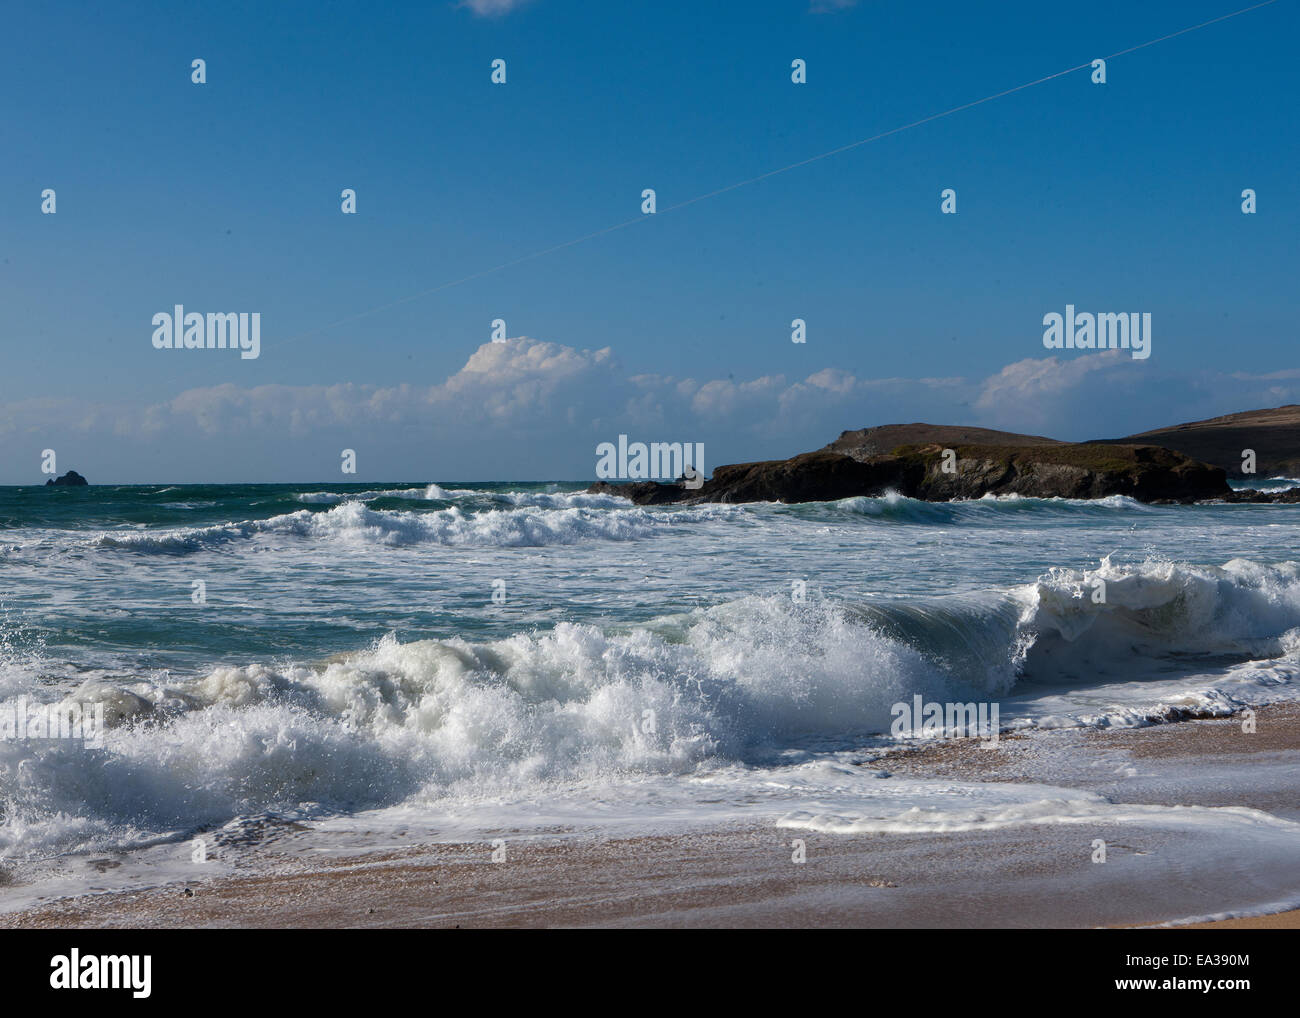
1,0 -> 1296,482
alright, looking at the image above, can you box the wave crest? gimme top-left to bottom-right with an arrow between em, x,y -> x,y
89,500 -> 734,554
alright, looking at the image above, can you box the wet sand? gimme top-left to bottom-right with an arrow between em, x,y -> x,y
4,704 -> 1297,929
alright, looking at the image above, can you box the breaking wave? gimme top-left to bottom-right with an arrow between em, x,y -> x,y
4,556 -> 1299,858
88,500 -> 737,555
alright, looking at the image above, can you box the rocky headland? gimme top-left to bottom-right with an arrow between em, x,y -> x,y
590,409 -> 1300,506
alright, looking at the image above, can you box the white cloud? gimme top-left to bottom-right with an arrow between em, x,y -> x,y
974,352 -> 1127,431
691,375 -> 785,419
460,0 -> 534,17
1,338 -> 1293,482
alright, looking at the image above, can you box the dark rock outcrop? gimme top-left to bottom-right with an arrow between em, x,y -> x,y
894,443 -> 1226,502
589,438 -> 1228,506
45,470 -> 88,487
587,479 -> 695,505
590,406 -> 1300,505
1220,488 -> 1300,504
653,451 -> 916,505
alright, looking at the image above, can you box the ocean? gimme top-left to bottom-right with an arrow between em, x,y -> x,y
3,480 -> 1300,915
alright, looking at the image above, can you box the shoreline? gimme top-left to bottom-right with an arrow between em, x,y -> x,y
4,703 -> 1297,929
1171,910 -> 1300,929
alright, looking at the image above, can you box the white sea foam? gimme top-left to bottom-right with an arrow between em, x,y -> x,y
0,595 -> 961,858
5,556 -> 1300,862
777,786 -> 1300,835
1014,556 -> 1300,683
87,500 -> 739,554
1246,476 -> 1300,491
493,490 -> 632,509
825,490 -> 1152,524
294,484 -> 631,509
295,486 -> 437,504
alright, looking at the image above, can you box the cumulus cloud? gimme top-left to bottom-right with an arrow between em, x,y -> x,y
460,0 -> 533,17
2,337 -> 1294,482
977,353 -> 1121,405
974,352 -> 1132,432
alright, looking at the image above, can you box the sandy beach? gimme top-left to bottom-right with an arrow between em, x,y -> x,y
5,703 -> 1297,929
